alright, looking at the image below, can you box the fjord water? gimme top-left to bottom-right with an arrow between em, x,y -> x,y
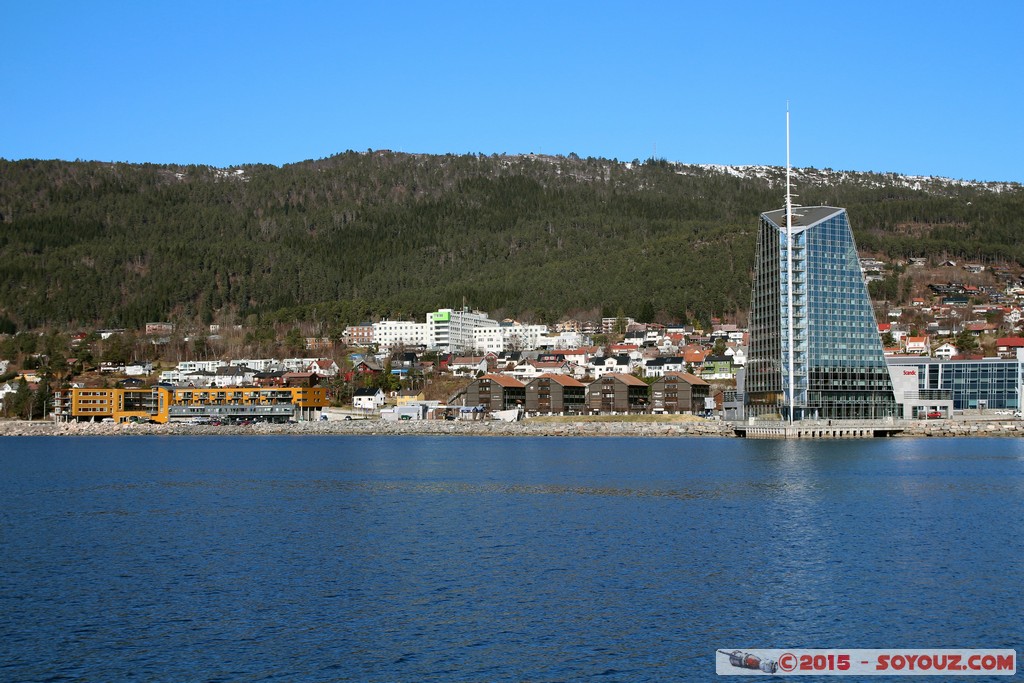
2,436 -> 1022,682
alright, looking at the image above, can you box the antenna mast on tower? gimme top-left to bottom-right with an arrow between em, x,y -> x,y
785,103 -> 795,424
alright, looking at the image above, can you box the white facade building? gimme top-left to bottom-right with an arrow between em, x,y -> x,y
473,322 -> 550,354
428,308 -> 498,353
374,320 -> 429,351
177,360 -> 227,373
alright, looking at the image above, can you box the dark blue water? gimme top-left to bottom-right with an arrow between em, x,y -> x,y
1,436 -> 1022,682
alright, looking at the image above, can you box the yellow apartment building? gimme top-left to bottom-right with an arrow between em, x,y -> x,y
54,386 -> 328,424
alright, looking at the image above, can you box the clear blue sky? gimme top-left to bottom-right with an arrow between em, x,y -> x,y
4,1 -> 1022,182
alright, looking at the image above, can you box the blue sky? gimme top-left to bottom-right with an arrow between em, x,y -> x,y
3,1 -> 1022,181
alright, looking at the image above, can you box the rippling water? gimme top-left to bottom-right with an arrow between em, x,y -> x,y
2,436 -> 1022,681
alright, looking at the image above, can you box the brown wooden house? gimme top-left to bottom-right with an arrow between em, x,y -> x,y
464,374 -> 526,412
524,374 -> 587,415
586,373 -> 649,414
649,372 -> 709,414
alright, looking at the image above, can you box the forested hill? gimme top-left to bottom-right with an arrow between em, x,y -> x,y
1,151 -> 1022,331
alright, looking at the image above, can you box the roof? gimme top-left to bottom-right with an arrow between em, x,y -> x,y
996,337 -> 1024,347
590,373 -> 648,387
529,373 -> 586,388
761,206 -> 844,230
478,373 -> 525,388
660,371 -> 709,386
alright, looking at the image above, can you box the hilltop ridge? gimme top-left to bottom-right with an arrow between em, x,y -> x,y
0,151 -> 1021,331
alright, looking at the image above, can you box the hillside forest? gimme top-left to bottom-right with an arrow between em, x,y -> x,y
1,151 -> 1022,334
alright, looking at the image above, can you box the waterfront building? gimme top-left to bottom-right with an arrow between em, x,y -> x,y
463,374 -> 526,412
886,354 -> 1022,414
53,386 -> 328,423
650,372 -> 710,415
524,374 -> 587,415
745,205 -> 899,420
586,373 -> 649,414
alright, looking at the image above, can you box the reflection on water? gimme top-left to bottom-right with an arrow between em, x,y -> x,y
1,435 -> 1023,681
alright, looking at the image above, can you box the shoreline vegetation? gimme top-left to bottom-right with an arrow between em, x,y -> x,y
2,416 -> 1024,438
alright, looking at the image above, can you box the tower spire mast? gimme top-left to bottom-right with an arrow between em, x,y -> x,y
786,103 -> 795,424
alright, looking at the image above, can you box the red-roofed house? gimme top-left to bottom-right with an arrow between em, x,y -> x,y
904,336 -> 929,355
995,337 -> 1024,358
307,359 -> 340,377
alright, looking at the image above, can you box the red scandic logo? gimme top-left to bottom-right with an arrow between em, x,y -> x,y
903,370 -> 917,375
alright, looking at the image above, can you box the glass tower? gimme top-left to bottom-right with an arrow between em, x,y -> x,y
745,206 -> 899,420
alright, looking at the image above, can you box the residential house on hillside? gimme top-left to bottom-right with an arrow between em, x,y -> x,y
213,365 -> 255,387
996,337 -> 1024,358
183,370 -> 216,387
700,355 -> 736,380
933,342 -> 958,360
307,359 -> 340,377
353,387 -> 385,412
464,374 -> 525,412
966,322 -> 997,337
589,354 -> 635,378
254,370 -> 288,387
396,388 -> 425,405
586,373 -> 649,414
681,346 -> 710,368
0,381 -> 19,408
524,374 -> 586,415
449,356 -> 490,377
556,347 -> 596,366
510,359 -> 573,381
352,359 -> 383,376
904,337 -> 929,355
642,356 -> 686,378
283,372 -> 317,387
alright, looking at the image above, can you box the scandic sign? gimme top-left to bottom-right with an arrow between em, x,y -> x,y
903,370 -> 917,375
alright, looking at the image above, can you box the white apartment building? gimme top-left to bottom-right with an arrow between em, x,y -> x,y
374,319 -> 429,351
473,322 -> 551,354
177,360 -> 228,373
429,308 -> 498,353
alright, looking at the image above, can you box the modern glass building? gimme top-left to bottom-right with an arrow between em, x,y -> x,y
745,206 -> 899,420
887,356 -> 1023,412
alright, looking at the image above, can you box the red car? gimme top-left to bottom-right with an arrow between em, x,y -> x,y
926,411 -> 943,419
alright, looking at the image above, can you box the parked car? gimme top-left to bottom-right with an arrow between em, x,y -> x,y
926,411 -> 943,419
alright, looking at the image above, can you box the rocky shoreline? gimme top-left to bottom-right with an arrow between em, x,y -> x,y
2,418 -> 1023,438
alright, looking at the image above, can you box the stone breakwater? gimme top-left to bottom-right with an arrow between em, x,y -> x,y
2,419 -> 734,438
2,419 -> 1024,438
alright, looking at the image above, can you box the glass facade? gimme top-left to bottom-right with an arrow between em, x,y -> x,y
888,358 -> 1022,410
746,207 -> 898,420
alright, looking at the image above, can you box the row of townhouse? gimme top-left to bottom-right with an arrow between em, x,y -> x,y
455,372 -> 711,416
443,348 -> 743,382
159,358 -> 340,385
